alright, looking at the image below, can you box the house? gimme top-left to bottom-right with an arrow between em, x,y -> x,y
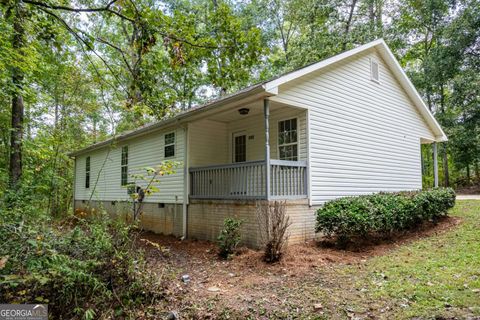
70,39 -> 446,248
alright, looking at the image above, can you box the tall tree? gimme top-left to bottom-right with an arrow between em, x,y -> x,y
8,1 -> 26,189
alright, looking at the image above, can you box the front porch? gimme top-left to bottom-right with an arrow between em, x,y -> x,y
189,159 -> 308,200
186,98 -> 309,201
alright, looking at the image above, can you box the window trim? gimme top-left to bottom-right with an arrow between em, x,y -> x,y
121,145 -> 128,186
277,117 -> 299,161
85,156 -> 90,189
370,58 -> 380,83
164,131 -> 176,159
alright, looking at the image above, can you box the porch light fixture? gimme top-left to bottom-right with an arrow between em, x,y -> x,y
238,108 -> 249,115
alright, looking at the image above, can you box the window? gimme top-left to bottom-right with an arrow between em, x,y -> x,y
164,132 -> 175,158
121,146 -> 128,186
85,156 -> 90,189
233,134 -> 246,162
370,58 -> 380,83
278,118 -> 298,161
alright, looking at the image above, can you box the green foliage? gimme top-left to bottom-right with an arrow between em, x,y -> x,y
0,0 -> 477,317
217,218 -> 243,259
348,201 -> 480,319
0,207 -> 160,319
316,188 -> 456,244
129,161 -> 180,197
211,201 -> 480,319
1,0 -> 479,209
128,161 -> 180,220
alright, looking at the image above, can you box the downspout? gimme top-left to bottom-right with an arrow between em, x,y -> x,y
264,99 -> 271,201
306,109 -> 312,206
182,124 -> 189,239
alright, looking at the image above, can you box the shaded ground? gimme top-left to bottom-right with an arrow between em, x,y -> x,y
139,201 -> 480,319
456,184 -> 480,195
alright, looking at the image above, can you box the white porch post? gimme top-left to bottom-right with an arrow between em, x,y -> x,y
264,99 -> 271,200
433,142 -> 439,187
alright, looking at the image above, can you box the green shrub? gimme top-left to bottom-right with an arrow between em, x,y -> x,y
217,218 -> 243,259
0,209 -> 161,319
316,188 -> 456,244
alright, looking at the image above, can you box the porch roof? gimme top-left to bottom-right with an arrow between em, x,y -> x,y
68,83 -> 271,157
69,39 -> 447,157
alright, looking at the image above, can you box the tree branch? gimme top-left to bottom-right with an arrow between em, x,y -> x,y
23,0 -> 135,22
36,6 -> 128,96
94,36 -> 134,74
25,0 -> 231,51
160,32 -> 234,50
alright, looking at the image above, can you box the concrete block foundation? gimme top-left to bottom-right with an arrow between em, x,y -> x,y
74,200 -> 183,237
74,199 -> 316,248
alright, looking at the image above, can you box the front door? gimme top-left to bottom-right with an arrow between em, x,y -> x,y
231,132 -> 247,196
233,132 -> 246,163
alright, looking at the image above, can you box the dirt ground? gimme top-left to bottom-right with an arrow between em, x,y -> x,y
139,216 -> 461,319
456,184 -> 480,195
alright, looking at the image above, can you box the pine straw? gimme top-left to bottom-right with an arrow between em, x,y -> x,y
137,215 -> 461,317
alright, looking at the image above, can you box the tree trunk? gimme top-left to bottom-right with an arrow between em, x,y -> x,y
475,160 -> 479,181
376,0 -> 383,37
438,84 -> 449,187
466,164 -> 471,185
442,143 -> 449,187
9,96 -> 24,188
9,4 -> 26,189
93,117 -> 97,143
343,0 -> 358,51
369,0 -> 375,37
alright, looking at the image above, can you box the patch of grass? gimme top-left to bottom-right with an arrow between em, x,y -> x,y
222,201 -> 479,319
158,201 -> 480,319
357,200 -> 480,319
307,200 -> 480,319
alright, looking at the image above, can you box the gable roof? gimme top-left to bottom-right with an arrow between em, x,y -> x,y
264,39 -> 447,142
70,39 -> 446,157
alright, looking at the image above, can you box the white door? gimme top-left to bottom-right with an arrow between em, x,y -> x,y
232,132 -> 247,163
231,132 -> 247,196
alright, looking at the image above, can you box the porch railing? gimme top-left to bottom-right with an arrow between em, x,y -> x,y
189,160 -> 307,200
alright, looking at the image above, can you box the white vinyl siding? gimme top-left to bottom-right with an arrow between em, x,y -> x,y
74,127 -> 185,203
188,108 -> 307,166
226,107 -> 307,162
272,49 -> 436,205
188,119 -> 229,166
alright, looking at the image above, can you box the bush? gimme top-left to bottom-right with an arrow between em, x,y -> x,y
316,188 -> 456,245
0,208 -> 161,319
256,201 -> 291,263
217,218 -> 243,259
